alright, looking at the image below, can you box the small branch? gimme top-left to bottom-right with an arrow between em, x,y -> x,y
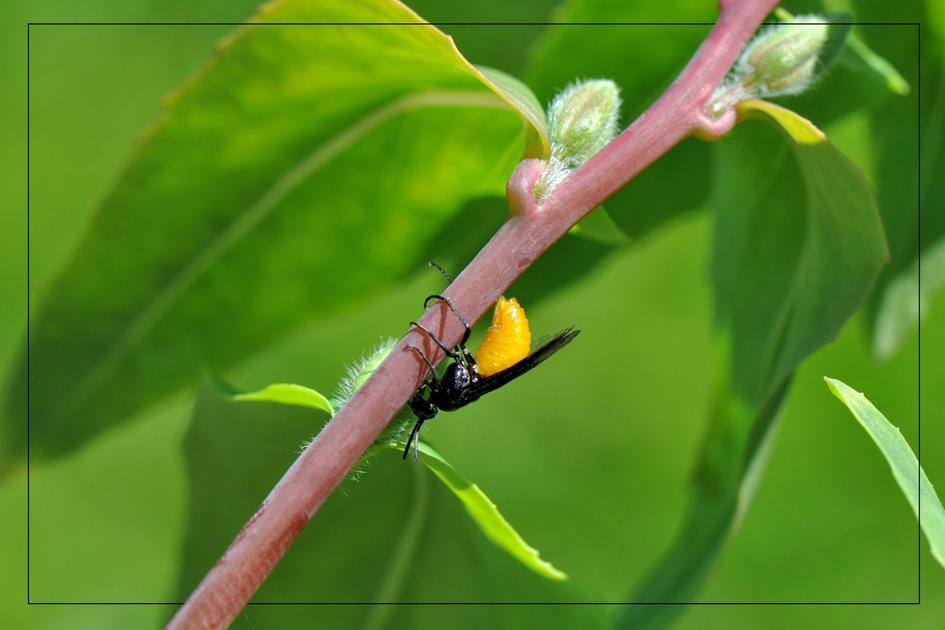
167,1 -> 778,627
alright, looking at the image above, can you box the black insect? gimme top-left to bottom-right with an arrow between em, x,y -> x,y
403,284 -> 580,462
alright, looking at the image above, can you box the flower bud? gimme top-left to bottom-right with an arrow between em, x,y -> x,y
736,15 -> 829,97
534,79 -> 621,200
547,79 -> 621,167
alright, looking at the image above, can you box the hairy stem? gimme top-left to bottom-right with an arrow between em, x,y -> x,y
168,1 -> 778,627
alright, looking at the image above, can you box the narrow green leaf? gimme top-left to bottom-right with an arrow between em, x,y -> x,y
825,377 -> 945,567
4,0 -> 548,466
396,441 -> 568,581
621,101 -> 888,629
174,387 -> 602,626
224,377 -> 566,581
232,383 -> 334,416
840,35 -> 911,95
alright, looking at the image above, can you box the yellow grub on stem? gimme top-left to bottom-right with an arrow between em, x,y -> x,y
474,296 -> 531,377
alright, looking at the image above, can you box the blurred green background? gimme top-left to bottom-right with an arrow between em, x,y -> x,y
2,0 -> 942,628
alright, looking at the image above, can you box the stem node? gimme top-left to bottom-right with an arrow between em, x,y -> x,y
692,107 -> 738,141
506,158 -> 545,217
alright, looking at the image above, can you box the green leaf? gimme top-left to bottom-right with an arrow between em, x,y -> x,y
476,65 -> 548,158
825,377 -> 945,568
232,382 -> 334,416
713,100 -> 888,400
620,101 -> 888,629
174,387 -> 604,627
221,373 -> 566,581
390,440 -> 567,581
3,0 -> 548,466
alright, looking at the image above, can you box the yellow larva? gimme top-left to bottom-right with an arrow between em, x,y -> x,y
474,296 -> 531,377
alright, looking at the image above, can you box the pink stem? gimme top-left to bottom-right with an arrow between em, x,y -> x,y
168,1 -> 777,627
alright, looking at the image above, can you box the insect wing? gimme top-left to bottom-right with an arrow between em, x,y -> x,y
464,327 -> 580,397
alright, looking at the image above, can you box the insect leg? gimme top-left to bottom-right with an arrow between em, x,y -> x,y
405,343 -> 443,387
404,344 -> 441,462
408,320 -> 457,358
423,294 -> 471,347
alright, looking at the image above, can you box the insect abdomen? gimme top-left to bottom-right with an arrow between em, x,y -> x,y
474,296 -> 531,377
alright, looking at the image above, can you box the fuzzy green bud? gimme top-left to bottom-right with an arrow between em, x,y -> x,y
736,15 -> 829,97
534,79 -> 621,200
330,338 -> 414,447
547,79 -> 621,167
707,15 -> 833,120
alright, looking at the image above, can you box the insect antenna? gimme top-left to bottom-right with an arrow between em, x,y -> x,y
402,418 -> 425,461
427,260 -> 454,284
413,424 -> 422,462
